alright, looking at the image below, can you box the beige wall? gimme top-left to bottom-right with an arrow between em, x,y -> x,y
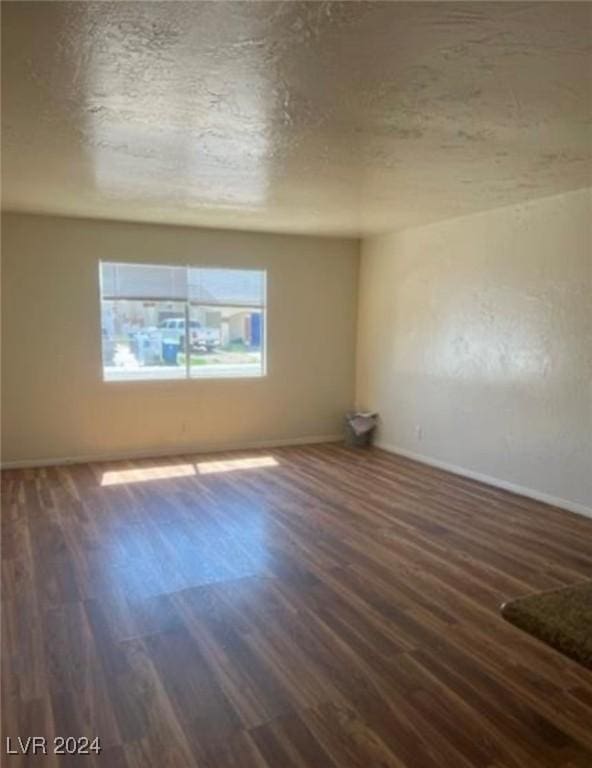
1,213 -> 359,464
357,189 -> 592,514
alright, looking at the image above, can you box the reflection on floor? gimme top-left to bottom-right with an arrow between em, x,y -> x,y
2,443 -> 592,768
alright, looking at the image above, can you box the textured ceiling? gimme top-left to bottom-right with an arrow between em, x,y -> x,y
2,1 -> 591,236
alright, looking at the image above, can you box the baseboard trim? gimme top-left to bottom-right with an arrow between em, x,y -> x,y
375,441 -> 592,520
0,433 -> 343,470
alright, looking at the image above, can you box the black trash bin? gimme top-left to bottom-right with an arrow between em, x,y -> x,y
344,412 -> 378,447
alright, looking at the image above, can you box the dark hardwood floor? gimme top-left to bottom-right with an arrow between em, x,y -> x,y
2,443 -> 592,767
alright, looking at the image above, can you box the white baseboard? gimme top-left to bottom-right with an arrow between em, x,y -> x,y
0,433 -> 343,470
375,441 -> 592,520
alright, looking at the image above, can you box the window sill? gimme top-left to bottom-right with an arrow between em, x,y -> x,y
102,371 -> 267,384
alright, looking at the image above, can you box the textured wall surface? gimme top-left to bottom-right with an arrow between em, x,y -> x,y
1,213 -> 358,463
356,189 -> 592,511
2,2 -> 591,235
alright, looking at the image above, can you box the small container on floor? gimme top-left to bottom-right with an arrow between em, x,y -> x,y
344,412 -> 378,447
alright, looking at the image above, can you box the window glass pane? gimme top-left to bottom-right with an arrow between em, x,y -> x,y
101,263 -> 187,301
102,300 -> 187,381
188,268 -> 265,307
188,305 -> 265,378
100,264 -> 266,381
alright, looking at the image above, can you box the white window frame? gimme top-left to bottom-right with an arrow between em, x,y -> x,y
99,261 -> 267,382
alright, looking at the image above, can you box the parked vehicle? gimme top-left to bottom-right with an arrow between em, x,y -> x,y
159,317 -> 220,352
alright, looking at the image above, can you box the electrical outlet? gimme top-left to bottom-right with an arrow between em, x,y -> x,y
415,425 -> 423,441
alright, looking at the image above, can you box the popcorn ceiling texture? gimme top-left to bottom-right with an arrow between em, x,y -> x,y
2,1 -> 591,235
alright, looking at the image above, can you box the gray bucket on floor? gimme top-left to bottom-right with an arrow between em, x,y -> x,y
344,412 -> 378,447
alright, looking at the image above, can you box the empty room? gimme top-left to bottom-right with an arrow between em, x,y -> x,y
1,2 -> 591,766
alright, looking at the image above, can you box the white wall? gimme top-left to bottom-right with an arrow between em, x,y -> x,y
1,213 -> 359,464
356,189 -> 592,514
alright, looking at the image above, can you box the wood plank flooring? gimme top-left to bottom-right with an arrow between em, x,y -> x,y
2,443 -> 592,767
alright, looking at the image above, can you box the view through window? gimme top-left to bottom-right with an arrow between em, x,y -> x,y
100,263 -> 266,381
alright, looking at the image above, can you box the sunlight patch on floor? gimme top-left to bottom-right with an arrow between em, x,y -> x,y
101,464 -> 196,486
100,455 -> 279,485
196,456 -> 279,475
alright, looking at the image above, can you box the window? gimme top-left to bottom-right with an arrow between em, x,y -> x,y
100,262 -> 266,381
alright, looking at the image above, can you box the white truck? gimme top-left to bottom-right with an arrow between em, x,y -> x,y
159,317 -> 220,352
